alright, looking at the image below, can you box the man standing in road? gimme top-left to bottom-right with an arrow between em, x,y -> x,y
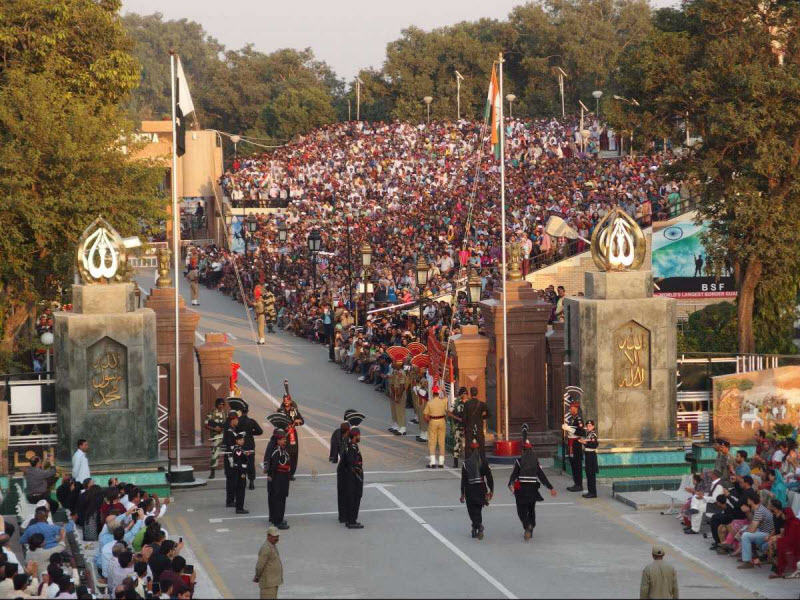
343,426 -> 364,529
266,429 -> 292,530
205,398 -> 227,480
508,432 -> 556,541
640,546 -> 678,599
254,526 -> 283,599
423,385 -> 448,469
188,261 -> 200,306
238,404 -> 264,490
460,431 -> 493,540
253,286 -> 266,345
463,387 -> 489,458
72,439 -> 90,484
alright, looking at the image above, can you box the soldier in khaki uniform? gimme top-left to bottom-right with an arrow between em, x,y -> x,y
412,371 -> 428,443
254,526 -> 283,599
423,384 -> 448,468
387,360 -> 410,435
187,264 -> 200,306
264,288 -> 277,333
640,546 -> 678,599
253,286 -> 266,345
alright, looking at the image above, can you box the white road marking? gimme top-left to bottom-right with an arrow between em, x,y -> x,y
372,483 -> 518,599
215,528 -> 230,533
242,465 -> 514,479
208,501 -> 573,522
225,332 -> 237,340
186,509 -> 194,513
194,330 -> 330,450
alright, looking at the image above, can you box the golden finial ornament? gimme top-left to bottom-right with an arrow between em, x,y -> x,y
589,207 -> 647,272
156,247 -> 173,288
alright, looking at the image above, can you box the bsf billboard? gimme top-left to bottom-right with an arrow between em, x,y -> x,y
651,221 -> 737,299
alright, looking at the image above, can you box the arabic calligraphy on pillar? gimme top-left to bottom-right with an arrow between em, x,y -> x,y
90,351 -> 124,408
590,207 -> 646,272
613,321 -> 650,390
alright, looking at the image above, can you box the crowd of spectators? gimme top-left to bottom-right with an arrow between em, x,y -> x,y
197,118 -> 696,344
9,441 -> 196,598
676,434 -> 800,579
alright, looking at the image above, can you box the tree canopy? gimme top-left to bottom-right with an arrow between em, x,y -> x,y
0,0 -> 165,359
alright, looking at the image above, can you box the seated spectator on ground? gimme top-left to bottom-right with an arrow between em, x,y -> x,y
24,533 -> 65,579
148,539 -> 182,582
734,450 -> 751,478
738,494 -> 774,569
685,470 -> 725,534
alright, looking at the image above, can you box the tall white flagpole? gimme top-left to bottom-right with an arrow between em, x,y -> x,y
170,51 -> 182,468
498,52 -> 510,442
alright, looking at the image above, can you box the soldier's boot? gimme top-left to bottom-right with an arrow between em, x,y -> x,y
268,325 -> 275,333
208,468 -> 215,480
258,337 -> 266,345
478,525 -> 484,540
453,457 -> 459,468
524,526 -> 532,541
471,527 -> 477,538
248,480 -> 255,490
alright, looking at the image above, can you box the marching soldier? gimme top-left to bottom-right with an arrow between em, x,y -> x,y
279,390 -> 304,480
223,411 -> 241,508
238,404 -> 264,490
563,400 -> 586,492
448,387 -> 467,468
188,259 -> 200,306
231,433 -> 250,514
342,426 -> 364,529
388,360 -> 410,435
463,387 -> 490,458
330,411 -> 353,524
423,384 -> 448,468
579,420 -> 599,499
264,287 -> 277,333
205,398 -> 227,479
508,426 -> 556,541
412,372 -> 428,443
253,286 -> 266,345
265,429 -> 292,530
460,430 -> 494,540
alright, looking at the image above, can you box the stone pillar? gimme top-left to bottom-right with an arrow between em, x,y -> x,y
546,323 -> 566,431
144,288 -> 201,462
479,281 -> 552,439
195,333 -> 235,446
55,284 -> 161,471
565,270 -> 678,446
451,325 -> 489,403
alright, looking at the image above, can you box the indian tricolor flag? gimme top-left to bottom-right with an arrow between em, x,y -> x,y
484,63 -> 502,159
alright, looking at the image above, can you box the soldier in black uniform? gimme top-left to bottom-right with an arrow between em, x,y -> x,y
460,430 -> 494,540
508,427 -> 556,541
330,411 -> 354,524
279,393 -> 304,480
231,432 -> 250,514
579,420 -> 599,499
223,411 -> 241,508
463,387 -> 490,458
563,401 -> 586,492
342,426 -> 364,529
237,405 -> 264,490
265,429 -> 292,530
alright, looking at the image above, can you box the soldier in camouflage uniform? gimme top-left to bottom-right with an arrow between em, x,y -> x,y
448,387 -> 467,468
205,397 -> 228,479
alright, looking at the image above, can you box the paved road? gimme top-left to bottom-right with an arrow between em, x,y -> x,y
141,273 -> 764,599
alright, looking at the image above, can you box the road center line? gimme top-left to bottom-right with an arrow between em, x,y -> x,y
194,330 -> 330,451
372,484 -> 518,599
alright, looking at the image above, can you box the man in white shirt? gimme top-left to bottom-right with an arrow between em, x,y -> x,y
687,470 -> 724,534
71,440 -> 90,484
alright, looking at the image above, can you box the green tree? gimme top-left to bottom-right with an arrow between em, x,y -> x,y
0,0 -> 165,354
613,0 -> 800,353
678,302 -> 738,353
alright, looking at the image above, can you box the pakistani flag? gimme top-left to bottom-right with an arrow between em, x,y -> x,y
175,56 -> 195,157
484,64 -> 501,159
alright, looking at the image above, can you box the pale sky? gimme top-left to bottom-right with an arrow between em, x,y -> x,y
122,0 -> 679,81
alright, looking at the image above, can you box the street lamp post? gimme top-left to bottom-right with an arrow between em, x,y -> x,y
40,331 -> 54,374
467,269 -> 482,325
278,220 -> 287,275
423,96 -> 433,124
612,95 -> 640,158
506,94 -> 516,119
307,228 -> 322,294
556,67 -> 568,119
592,90 -> 603,118
345,210 -> 357,317
355,77 -> 364,121
360,241 -> 372,326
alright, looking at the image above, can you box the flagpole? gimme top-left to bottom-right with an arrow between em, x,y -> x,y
170,50 -> 182,469
498,52 -> 510,442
